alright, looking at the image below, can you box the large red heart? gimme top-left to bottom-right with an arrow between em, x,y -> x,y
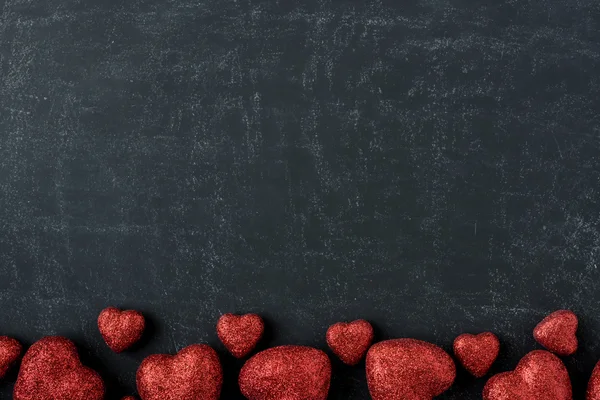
326,319 -> 374,365
483,350 -> 571,400
136,344 -> 222,400
453,332 -> 500,377
533,310 -> 578,356
587,360 -> 600,400
0,336 -> 22,378
366,339 -> 455,400
239,345 -> 331,400
98,306 -> 145,353
13,336 -> 105,400
217,313 -> 264,358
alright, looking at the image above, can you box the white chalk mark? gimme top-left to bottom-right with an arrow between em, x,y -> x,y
553,136 -> 563,159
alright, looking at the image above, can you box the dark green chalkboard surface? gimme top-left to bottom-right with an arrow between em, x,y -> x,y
1,0 -> 599,398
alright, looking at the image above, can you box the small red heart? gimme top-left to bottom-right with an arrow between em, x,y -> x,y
366,339 -> 456,400
326,319 -> 374,365
239,345 -> 331,400
483,350 -> 571,400
217,313 -> 264,358
0,336 -> 22,378
587,361 -> 600,400
98,306 -> 145,353
14,336 -> 105,400
136,344 -> 222,400
122,397 -> 137,400
453,332 -> 500,377
533,310 -> 578,356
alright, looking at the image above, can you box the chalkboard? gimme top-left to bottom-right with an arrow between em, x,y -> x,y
1,0 -> 599,398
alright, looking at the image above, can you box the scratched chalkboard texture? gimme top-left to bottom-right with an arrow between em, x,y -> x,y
0,0 -> 599,398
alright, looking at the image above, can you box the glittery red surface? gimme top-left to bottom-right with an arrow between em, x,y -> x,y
533,310 -> 578,356
121,397 -> 137,400
136,344 -> 222,400
587,361 -> 600,400
0,336 -> 22,379
98,306 -> 145,353
217,313 -> 264,358
13,336 -> 105,400
453,332 -> 500,378
326,319 -> 374,366
239,345 -> 331,400
483,350 -> 572,400
366,338 -> 456,400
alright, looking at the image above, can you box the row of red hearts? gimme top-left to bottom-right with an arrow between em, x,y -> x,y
2,307 -> 596,399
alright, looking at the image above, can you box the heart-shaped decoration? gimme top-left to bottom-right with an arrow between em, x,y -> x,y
533,310 -> 578,356
453,332 -> 500,377
366,339 -> 456,400
483,350 -> 571,400
14,336 -> 105,400
217,313 -> 264,358
122,397 -> 136,400
98,306 -> 145,353
587,361 -> 600,400
239,345 -> 331,400
136,344 -> 222,400
0,336 -> 22,378
326,319 -> 374,365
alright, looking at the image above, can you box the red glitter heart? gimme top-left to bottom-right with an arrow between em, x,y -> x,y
326,319 -> 374,365
13,336 -> 105,400
483,350 -> 572,400
98,306 -> 145,353
0,336 -> 22,378
122,397 -> 136,400
217,313 -> 264,358
587,361 -> 600,400
136,344 -> 222,400
239,345 -> 331,400
453,332 -> 500,377
533,310 -> 578,356
366,339 -> 456,400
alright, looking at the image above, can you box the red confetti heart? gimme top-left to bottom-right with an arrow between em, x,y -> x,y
217,313 -> 264,358
483,350 -> 572,400
453,332 -> 500,377
326,319 -> 374,365
122,397 -> 137,400
14,336 -> 105,400
136,344 -> 222,400
588,361 -> 600,400
0,336 -> 22,379
534,310 -> 578,356
98,306 -> 145,353
366,339 -> 456,400
239,345 -> 331,400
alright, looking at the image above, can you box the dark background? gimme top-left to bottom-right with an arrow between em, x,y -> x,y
1,0 -> 599,398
